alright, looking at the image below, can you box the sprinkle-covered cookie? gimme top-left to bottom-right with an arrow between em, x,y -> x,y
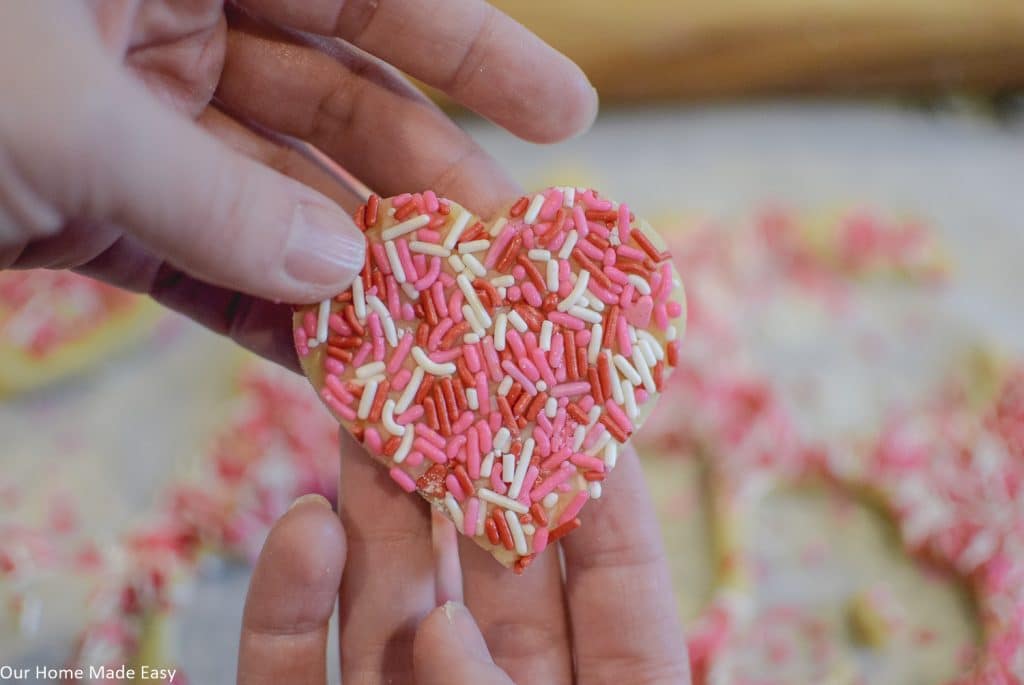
293,187 -> 685,570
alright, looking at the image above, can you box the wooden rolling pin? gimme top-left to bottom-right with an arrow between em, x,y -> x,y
487,0 -> 1024,100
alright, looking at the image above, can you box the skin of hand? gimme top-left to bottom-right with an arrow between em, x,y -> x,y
237,430 -> 691,685
0,0 -> 597,369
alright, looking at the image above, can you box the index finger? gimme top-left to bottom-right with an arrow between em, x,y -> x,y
237,0 -> 598,143
560,446 -> 691,685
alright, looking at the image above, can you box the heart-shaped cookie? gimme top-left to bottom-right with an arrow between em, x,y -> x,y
293,187 -> 685,571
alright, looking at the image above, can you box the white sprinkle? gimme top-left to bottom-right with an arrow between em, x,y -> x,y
384,240 -> 406,283
502,453 -> 516,482
546,259 -> 559,292
393,427 -> 416,463
488,216 -> 508,237
557,271 -> 590,312
528,249 -> 551,262
584,289 -> 606,312
458,239 -> 490,254
666,325 -> 678,342
444,493 -> 465,530
588,481 -> 603,499
494,313 -> 508,351
457,274 -> 492,328
536,380 -> 548,392
367,296 -> 398,346
401,282 -> 420,301
545,396 -> 558,418
352,276 -> 366,321
608,352 -> 625,404
523,193 -> 546,224
588,405 -> 602,426
497,375 -> 514,396
632,347 -> 657,394
466,388 -> 479,410
476,498 -> 487,536
542,492 -> 559,509
356,361 -> 386,379
638,338 -> 658,367
629,324 -> 638,344
563,186 -> 576,207
307,338 -> 319,349
497,286 -> 507,300
477,488 -> 529,515
481,450 -> 496,478
462,304 -> 485,336
603,442 -> 618,469
609,230 -> 621,246
558,230 -> 579,260
442,209 -> 473,249
569,305 -> 602,324
637,331 -> 664,361
572,425 -> 586,451
586,430 -> 612,456
628,273 -> 652,295
508,439 -> 535,498
613,353 -> 643,385
464,333 -> 481,344
539,320 -> 554,351
523,523 -> 536,536
357,379 -> 378,420
622,378 -> 640,419
316,299 -> 331,343
381,399 -> 405,436
461,253 -> 487,277
491,275 -> 515,288
506,509 -> 529,555
448,254 -> 466,273
493,427 -> 512,452
396,366 -> 424,413
381,213 -> 430,240
588,324 -> 603,364
409,241 -> 451,258
412,346 -> 456,376
507,309 -> 528,333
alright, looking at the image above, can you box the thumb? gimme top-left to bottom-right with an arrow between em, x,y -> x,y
70,71 -> 365,304
414,602 -> 516,685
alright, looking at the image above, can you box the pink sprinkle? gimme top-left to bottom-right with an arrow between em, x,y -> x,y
417,228 -> 442,243
321,388 -> 356,421
431,348 -> 462,364
588,221 -> 610,239
428,318 -> 454,350
604,399 -> 634,433
522,282 -> 542,306
667,301 -> 683,317
533,526 -> 549,553
325,375 -> 355,403
415,423 -> 446,448
464,498 -> 480,536
401,303 -> 415,320
540,188 -> 563,221
475,373 -> 490,415
507,285 -> 522,302
578,238 -> 604,261
558,491 -> 589,525
386,332 -> 414,374
423,190 -> 439,212
446,435 -> 468,461
603,247 -> 616,267
550,381 -> 591,398
448,290 -> 464,323
522,229 -> 536,249
558,261 -> 572,295
506,329 -> 527,358
484,223 -> 516,269
294,327 -> 309,358
546,228 -> 568,252
482,338 -> 503,381
414,256 -> 442,291
364,428 -> 383,453
431,281 -> 449,318
303,311 -> 317,338
619,283 -> 636,307
534,426 -> 551,456
606,266 -> 629,286
386,275 -> 401,317
531,348 -> 558,387
396,239 -> 417,281
415,438 -> 448,464
467,428 -> 481,478
489,411 -> 502,433
654,303 -> 669,329
572,206 -> 589,238
413,254 -> 426,275
396,405 -> 424,425
392,193 -> 412,207
406,451 -> 424,467
519,466 -> 540,503
618,203 -> 631,243
581,190 -> 611,211
372,335 -> 385,362
490,467 -> 508,494
570,453 -> 605,472
530,463 -> 574,501
324,357 -> 345,375
389,467 -> 416,493
352,342 -> 372,367
328,313 -> 350,335
464,343 -> 481,372
371,243 -> 391,275
445,475 -> 466,502
476,420 -> 493,453
549,332 -> 565,367
548,311 -> 585,331
451,410 -> 474,435
579,395 -> 595,412
588,279 -> 620,305
616,314 -> 632,356
502,360 -> 538,396
618,244 -> 646,261
541,446 -> 573,471
635,388 -> 649,403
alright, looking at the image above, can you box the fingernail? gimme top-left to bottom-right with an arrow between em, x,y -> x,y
289,493 -> 332,511
284,203 -> 366,290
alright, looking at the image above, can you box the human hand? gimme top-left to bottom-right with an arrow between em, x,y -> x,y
0,0 -> 596,369
237,430 -> 690,684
